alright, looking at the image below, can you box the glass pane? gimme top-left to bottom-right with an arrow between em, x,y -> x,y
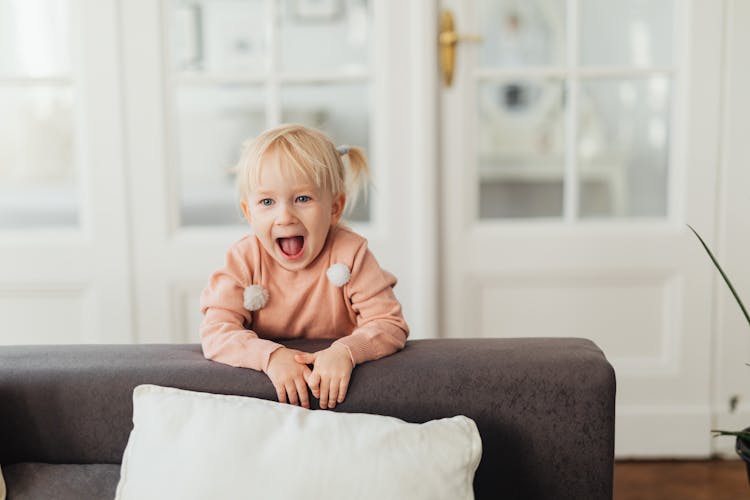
280,0 -> 370,73
477,0 -> 565,69
0,0 -> 70,78
580,0 -> 675,67
578,78 -> 671,218
176,86 -> 266,226
0,86 -> 78,228
478,80 -> 565,219
281,83 -> 371,222
170,0 -> 269,74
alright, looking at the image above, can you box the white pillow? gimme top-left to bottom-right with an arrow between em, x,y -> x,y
115,385 -> 482,500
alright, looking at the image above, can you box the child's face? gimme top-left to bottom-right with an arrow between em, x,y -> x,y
241,149 -> 345,271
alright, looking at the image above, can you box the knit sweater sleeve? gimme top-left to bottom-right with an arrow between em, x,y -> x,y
199,240 -> 283,372
333,238 -> 409,366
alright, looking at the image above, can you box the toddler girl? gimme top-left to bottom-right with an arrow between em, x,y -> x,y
200,124 -> 409,410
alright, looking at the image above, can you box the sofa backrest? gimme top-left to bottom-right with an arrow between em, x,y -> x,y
0,338 -> 615,499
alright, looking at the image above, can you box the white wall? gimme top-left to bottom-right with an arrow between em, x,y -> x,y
712,0 -> 750,457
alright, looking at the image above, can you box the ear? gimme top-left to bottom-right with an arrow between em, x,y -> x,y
330,193 -> 346,226
240,200 -> 253,226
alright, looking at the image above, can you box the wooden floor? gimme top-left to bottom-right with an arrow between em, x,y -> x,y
614,460 -> 750,500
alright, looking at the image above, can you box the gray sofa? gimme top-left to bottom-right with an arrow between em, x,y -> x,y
0,338 -> 615,499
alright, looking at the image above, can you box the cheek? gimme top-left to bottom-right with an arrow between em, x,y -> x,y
317,217 -> 334,238
248,213 -> 271,233
251,207 -> 270,221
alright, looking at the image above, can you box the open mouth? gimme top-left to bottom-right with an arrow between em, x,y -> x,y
276,236 -> 305,259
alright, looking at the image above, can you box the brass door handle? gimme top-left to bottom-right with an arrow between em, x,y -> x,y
439,10 -> 483,87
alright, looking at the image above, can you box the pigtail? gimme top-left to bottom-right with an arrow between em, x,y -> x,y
340,146 -> 371,213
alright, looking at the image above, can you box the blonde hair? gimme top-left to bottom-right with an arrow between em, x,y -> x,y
235,124 -> 370,216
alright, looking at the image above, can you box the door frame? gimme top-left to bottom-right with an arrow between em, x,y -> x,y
407,0 -> 440,339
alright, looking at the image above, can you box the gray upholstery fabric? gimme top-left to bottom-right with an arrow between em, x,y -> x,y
3,463 -> 119,500
0,338 -> 615,500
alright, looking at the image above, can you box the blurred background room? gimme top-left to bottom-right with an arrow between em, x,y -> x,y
1,0 -> 749,496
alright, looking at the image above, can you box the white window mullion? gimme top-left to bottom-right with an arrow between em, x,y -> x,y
563,0 -> 579,223
0,77 -> 72,86
174,72 -> 370,87
70,0 -> 87,235
475,67 -> 567,80
266,0 -> 280,126
277,72 -> 371,83
670,2 -> 692,224
175,74 -> 266,86
160,0 -> 182,231
577,66 -> 675,79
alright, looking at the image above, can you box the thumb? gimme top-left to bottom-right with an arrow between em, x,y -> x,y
294,352 -> 317,364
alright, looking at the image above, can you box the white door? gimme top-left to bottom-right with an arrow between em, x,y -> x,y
119,1 -> 433,343
0,0 -> 132,344
440,0 -> 724,457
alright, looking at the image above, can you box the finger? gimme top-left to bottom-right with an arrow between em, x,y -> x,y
295,377 -> 310,409
294,352 -> 316,365
285,382 -> 299,406
275,383 -> 287,405
328,379 -> 339,409
337,376 -> 350,403
318,376 -> 330,409
308,371 -> 321,398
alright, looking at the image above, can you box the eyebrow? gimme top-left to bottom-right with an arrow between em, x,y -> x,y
253,185 -> 319,196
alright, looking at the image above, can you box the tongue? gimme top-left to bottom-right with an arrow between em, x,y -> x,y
279,236 -> 303,256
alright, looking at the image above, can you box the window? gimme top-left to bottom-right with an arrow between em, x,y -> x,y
476,0 -> 675,220
0,0 -> 78,228
167,0 -> 373,226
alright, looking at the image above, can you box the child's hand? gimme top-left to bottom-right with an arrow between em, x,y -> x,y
265,347 -> 313,408
294,344 -> 353,409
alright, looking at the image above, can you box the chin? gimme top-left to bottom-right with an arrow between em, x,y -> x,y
273,246 -> 306,266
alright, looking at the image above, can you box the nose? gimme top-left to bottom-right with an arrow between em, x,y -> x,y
274,202 -> 298,225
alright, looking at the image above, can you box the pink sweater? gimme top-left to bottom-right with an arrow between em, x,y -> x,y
200,226 -> 409,372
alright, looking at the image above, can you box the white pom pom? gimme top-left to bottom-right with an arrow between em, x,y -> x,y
243,285 -> 268,311
326,263 -> 351,287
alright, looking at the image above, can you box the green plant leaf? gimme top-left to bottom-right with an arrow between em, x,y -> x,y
712,429 -> 750,441
687,224 -> 750,329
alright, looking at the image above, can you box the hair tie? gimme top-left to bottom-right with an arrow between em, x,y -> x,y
336,145 -> 350,156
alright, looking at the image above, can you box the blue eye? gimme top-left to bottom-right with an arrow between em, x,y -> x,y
260,199 -> 274,206
296,195 -> 312,203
